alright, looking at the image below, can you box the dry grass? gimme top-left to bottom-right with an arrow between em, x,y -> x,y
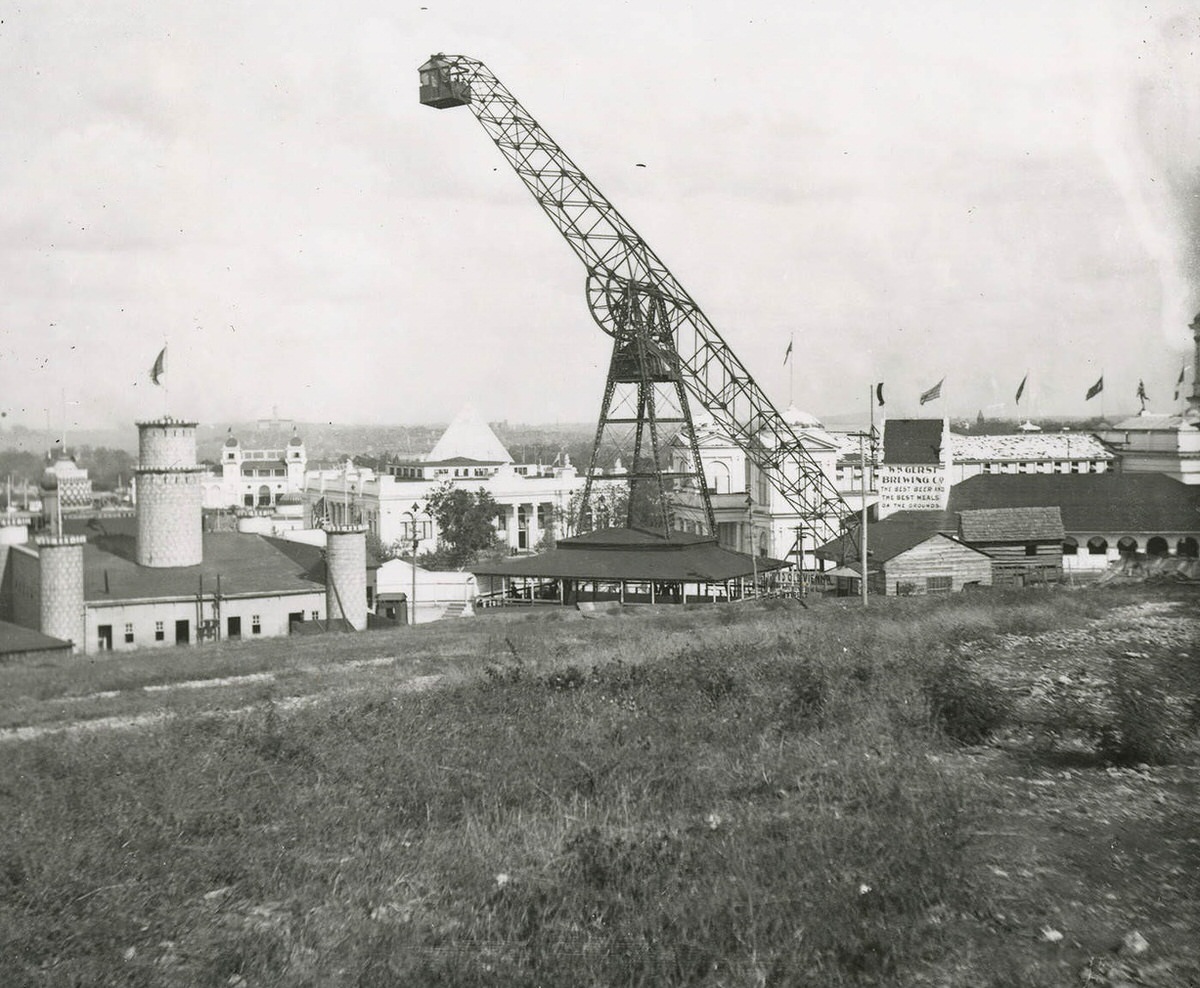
1,585 -> 1196,986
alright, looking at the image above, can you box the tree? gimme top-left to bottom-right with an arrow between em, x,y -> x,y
424,483 -> 503,567
365,531 -> 405,563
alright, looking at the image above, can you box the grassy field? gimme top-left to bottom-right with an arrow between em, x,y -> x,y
1,587 -> 1197,986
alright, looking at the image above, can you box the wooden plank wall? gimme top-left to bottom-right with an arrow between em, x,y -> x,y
883,537 -> 992,596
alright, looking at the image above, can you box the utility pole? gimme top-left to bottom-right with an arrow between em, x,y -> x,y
859,429 -> 869,608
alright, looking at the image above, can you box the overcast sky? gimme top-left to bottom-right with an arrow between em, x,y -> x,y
2,1 -> 1199,433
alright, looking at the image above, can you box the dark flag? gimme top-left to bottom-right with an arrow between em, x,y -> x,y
150,347 -> 166,386
1015,373 -> 1027,405
875,382 -> 885,407
1175,366 -> 1186,401
1085,375 -> 1103,401
783,338 -> 793,365
919,378 -> 944,405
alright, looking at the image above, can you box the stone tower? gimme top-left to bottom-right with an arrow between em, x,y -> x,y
135,417 -> 203,567
324,525 -> 367,631
36,533 -> 86,652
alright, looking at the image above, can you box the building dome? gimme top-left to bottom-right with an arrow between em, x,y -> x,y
288,433 -> 303,446
224,433 -> 239,448
782,404 -> 824,429
40,470 -> 58,491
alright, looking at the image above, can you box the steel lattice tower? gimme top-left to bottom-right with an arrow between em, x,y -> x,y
419,55 -> 853,562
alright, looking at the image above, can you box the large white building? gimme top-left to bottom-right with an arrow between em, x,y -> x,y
201,429 -> 309,509
669,406 -> 845,570
303,406 -> 590,555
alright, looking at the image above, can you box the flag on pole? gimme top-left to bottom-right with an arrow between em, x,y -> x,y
783,338 -> 793,364
150,346 -> 166,386
1085,375 -> 1103,401
919,378 -> 944,405
1175,366 -> 1186,401
875,382 -> 885,407
1015,373 -> 1027,405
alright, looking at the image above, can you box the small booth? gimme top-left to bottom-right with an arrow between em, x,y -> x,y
419,56 -> 472,109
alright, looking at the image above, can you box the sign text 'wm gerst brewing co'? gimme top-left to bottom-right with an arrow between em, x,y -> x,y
877,464 -> 949,512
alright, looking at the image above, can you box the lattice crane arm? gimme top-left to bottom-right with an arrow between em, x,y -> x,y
420,54 -> 854,547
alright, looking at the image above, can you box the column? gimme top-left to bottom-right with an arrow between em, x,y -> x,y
527,502 -> 540,549
508,503 -> 520,550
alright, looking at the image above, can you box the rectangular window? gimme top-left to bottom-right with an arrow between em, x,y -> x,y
124,622 -> 134,644
1025,543 -> 1038,556
252,614 -> 261,634
311,610 -> 320,621
154,621 -> 164,642
925,575 -> 952,594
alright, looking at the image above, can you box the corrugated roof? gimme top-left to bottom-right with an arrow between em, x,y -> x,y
472,527 -> 786,582
947,474 -> 1200,533
82,533 -> 327,603
882,419 -> 945,465
958,506 -> 1064,542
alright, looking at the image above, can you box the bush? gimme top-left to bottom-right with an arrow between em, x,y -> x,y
1095,653 -> 1188,765
925,659 -> 1011,744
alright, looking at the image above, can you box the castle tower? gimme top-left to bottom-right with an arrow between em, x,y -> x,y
36,534 -> 86,652
325,525 -> 367,631
135,418 -> 204,567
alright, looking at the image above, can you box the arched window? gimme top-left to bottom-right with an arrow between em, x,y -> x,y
706,461 -> 731,494
1117,536 -> 1138,555
1062,537 -> 1078,556
1146,536 -> 1169,557
1086,537 -> 1108,556
257,485 -> 271,507
1176,537 -> 1198,559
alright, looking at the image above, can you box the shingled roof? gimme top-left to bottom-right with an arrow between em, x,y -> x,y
958,506 -> 1064,542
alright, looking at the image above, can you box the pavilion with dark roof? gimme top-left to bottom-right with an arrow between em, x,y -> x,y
472,527 -> 791,606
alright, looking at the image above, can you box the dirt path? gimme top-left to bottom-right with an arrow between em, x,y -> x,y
919,599 -> 1200,986
0,670 -> 444,743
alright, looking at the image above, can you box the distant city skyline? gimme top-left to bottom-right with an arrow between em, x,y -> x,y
2,2 -> 1198,432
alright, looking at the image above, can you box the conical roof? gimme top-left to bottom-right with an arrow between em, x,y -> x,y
427,405 -> 512,463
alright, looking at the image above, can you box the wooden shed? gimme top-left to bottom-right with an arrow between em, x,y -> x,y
956,506 -> 1064,587
821,519 -> 992,597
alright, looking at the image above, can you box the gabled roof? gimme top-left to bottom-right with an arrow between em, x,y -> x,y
427,405 -> 513,464
958,506 -> 1064,542
882,419 -> 945,464
947,474 -> 1200,533
816,510 -> 953,562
